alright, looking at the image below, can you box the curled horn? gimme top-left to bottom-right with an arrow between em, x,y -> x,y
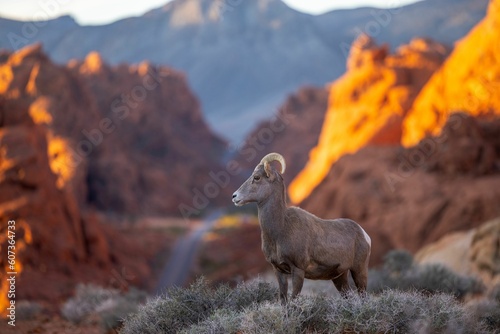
259,152 -> 286,174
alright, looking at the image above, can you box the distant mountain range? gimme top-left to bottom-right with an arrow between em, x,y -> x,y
0,0 -> 488,142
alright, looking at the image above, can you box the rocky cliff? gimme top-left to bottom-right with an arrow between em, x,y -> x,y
236,86 -> 329,184
0,95 -> 150,310
291,0 -> 500,204
289,36 -> 449,203
300,115 -> 500,264
0,44 -> 228,217
68,52 -> 228,215
402,0 -> 500,146
0,0 -> 488,142
0,44 -> 100,207
0,44 -> 230,306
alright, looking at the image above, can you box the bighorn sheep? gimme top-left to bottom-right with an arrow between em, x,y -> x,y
232,153 -> 371,303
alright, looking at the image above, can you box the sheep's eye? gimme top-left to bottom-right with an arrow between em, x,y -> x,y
253,175 -> 261,182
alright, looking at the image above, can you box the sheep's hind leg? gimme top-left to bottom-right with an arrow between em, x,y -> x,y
351,267 -> 368,295
274,269 -> 288,304
332,271 -> 350,296
291,267 -> 305,299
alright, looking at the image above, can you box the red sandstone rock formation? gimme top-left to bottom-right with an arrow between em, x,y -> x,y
237,86 -> 329,184
402,0 -> 500,146
290,1 -> 500,265
68,52 -> 228,215
300,115 -> 500,265
0,44 -> 230,307
289,36 -> 449,203
0,44 -> 228,217
0,98 -> 149,310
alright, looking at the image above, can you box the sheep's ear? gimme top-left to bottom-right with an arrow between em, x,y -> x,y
264,162 -> 275,181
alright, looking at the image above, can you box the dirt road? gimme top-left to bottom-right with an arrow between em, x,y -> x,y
155,210 -> 222,294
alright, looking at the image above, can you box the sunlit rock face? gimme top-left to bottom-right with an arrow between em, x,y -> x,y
292,0 -> 500,204
289,36 -> 449,204
0,0 -> 488,143
236,86 -> 329,184
402,0 -> 500,147
300,115 -> 500,265
0,43 -> 99,207
0,44 -> 231,307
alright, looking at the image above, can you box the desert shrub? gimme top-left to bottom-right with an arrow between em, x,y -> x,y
326,290 -> 471,334
122,277 -> 278,334
291,294 -> 330,333
61,284 -> 146,331
122,276 -> 500,334
181,294 -> 329,334
238,296 -> 325,334
410,264 -> 484,298
487,283 -> 500,303
240,301 -> 303,334
16,301 -> 43,320
383,249 -> 414,274
180,292 -> 329,334
123,278 -> 219,334
226,279 -> 278,310
368,249 -> 414,292
467,298 -> 500,332
368,249 -> 484,299
99,288 -> 147,331
420,293 -> 467,332
327,290 -> 412,333
61,284 -> 120,323
222,289 -> 474,334
180,309 -> 242,334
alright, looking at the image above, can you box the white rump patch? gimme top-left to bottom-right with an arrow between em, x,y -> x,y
360,227 -> 371,247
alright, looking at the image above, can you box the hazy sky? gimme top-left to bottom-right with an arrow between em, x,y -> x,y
0,0 -> 420,25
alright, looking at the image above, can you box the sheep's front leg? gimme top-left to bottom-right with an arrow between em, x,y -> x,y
274,269 -> 288,304
291,267 -> 305,299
